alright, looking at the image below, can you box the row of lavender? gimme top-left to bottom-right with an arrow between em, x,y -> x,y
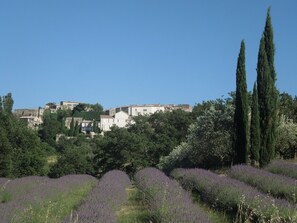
134,167 -> 212,223
265,160 -> 297,180
63,170 -> 131,223
171,168 -> 297,222
0,175 -> 97,223
229,164 -> 297,204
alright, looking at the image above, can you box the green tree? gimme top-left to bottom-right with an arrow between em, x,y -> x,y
0,96 -> 3,112
233,41 -> 249,164
69,117 -> 75,136
160,99 -> 234,171
3,93 -> 13,113
74,121 -> 80,136
250,83 -> 260,165
0,93 -> 47,177
93,127 -> 150,176
275,115 -> 297,159
49,144 -> 94,178
256,9 -> 278,166
39,111 -> 61,146
263,8 -> 279,164
279,92 -> 297,123
0,127 -> 12,177
257,36 -> 272,166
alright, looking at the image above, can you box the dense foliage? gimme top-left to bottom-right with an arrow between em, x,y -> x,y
256,9 -> 279,166
233,41 -> 249,164
159,99 -> 234,172
0,93 -> 47,178
93,109 -> 194,176
250,83 -> 261,165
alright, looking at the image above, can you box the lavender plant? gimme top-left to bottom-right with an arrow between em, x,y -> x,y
229,165 -> 297,203
134,167 -> 212,223
0,175 -> 96,223
63,170 -> 131,223
265,160 -> 297,180
171,168 -> 297,222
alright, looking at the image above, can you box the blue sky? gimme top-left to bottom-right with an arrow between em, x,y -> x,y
1,1 -> 296,110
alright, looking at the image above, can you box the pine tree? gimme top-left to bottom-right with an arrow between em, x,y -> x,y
250,83 -> 260,166
233,40 -> 249,164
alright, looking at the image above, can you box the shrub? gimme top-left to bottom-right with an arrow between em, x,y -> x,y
0,175 -> 96,223
265,160 -> 297,180
135,167 -> 212,223
63,170 -> 131,223
171,168 -> 296,222
229,165 -> 297,203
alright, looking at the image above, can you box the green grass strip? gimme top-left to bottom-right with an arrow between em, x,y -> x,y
117,186 -> 153,223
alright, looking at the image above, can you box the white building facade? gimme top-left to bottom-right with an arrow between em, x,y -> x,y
100,111 -> 130,132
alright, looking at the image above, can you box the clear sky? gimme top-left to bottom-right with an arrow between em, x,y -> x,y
1,1 -> 296,110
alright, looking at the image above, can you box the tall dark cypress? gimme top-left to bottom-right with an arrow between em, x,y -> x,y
69,117 -> 75,136
257,37 -> 271,166
233,40 -> 249,164
263,8 -> 278,161
257,8 -> 278,166
250,83 -> 260,166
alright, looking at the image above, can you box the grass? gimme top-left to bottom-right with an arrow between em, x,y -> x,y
12,182 -> 94,223
117,185 -> 153,223
0,190 -> 12,203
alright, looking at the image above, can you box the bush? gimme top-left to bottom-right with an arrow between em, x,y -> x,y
135,167 -> 212,223
171,168 -> 296,222
265,160 -> 297,180
229,165 -> 297,203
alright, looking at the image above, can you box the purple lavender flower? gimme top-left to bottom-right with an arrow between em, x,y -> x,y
63,170 -> 131,223
171,168 -> 296,222
0,175 -> 97,223
135,167 -> 212,223
265,160 -> 297,180
229,164 -> 297,203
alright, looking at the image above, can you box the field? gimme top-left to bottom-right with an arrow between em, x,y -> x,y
1,161 -> 297,223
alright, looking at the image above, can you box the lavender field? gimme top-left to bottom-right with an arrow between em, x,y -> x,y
1,161 -> 297,223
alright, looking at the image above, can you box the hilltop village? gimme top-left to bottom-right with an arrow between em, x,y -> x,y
14,101 -> 192,135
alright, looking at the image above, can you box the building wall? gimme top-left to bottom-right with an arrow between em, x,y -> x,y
100,111 -> 129,132
60,101 -> 80,110
129,105 -> 165,116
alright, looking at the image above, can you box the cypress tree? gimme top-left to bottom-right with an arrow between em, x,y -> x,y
74,121 -> 80,136
3,93 -> 14,113
263,8 -> 278,161
257,37 -> 271,166
233,40 -> 249,164
250,82 -> 260,166
257,8 -> 278,166
69,117 -> 75,136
